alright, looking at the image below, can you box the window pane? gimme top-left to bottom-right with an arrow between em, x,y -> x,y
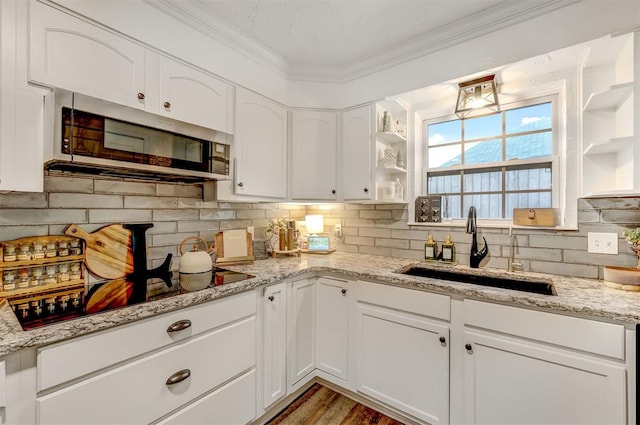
464,139 -> 502,165
506,166 -> 552,191
443,195 -> 462,220
463,194 -> 502,219
505,192 -> 552,218
506,132 -> 552,160
464,170 -> 501,193
428,145 -> 462,168
506,102 -> 552,134
464,113 -> 501,140
428,174 -> 461,194
428,120 -> 461,146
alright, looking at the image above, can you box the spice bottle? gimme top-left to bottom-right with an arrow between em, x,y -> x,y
32,242 -> 45,259
17,244 -> 32,261
58,240 -> 69,257
3,244 -> 17,262
45,241 -> 57,258
3,270 -> 17,291
69,239 -> 81,256
424,234 -> 438,260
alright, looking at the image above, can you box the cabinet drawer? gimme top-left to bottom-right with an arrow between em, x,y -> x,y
464,300 -> 625,359
157,369 -> 256,425
37,315 -> 256,425
356,280 -> 450,320
37,291 -> 256,391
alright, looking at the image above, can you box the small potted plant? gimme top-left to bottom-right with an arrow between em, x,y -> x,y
603,227 -> 640,290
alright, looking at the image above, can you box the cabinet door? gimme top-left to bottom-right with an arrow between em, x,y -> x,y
341,105 -> 373,201
463,330 -> 627,425
290,110 -> 337,200
262,283 -> 287,409
316,277 -> 349,382
234,88 -> 287,199
29,0 -> 145,109
288,278 -> 315,388
153,52 -> 233,133
356,303 -> 450,425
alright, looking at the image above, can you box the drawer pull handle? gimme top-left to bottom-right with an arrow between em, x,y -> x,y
167,319 -> 192,333
439,336 -> 446,344
137,92 -> 145,100
341,288 -> 347,295
268,295 -> 275,301
164,101 -> 171,109
465,343 -> 473,352
166,369 -> 191,386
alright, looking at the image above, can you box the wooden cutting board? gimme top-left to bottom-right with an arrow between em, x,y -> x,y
65,224 -> 134,279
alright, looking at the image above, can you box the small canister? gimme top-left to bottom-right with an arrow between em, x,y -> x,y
45,241 -> 57,258
58,295 -> 71,313
69,239 -> 81,256
17,268 -> 30,289
31,266 -> 44,286
32,242 -> 45,259
17,244 -> 31,261
69,262 -> 82,281
58,240 -> 69,257
3,244 -> 17,262
44,296 -> 57,315
43,265 -> 58,285
3,270 -> 17,291
57,263 -> 70,282
30,300 -> 44,319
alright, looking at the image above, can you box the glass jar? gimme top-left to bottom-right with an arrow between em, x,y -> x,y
43,265 -> 58,285
69,239 -> 81,256
3,270 -> 17,291
32,242 -> 45,259
57,240 -> 69,257
69,262 -> 82,281
17,268 -> 31,289
57,263 -> 70,282
17,244 -> 32,261
31,266 -> 44,286
3,243 -> 17,262
45,241 -> 57,258
71,292 -> 82,310
30,300 -> 44,319
17,303 -> 30,320
58,295 -> 71,313
44,296 -> 57,315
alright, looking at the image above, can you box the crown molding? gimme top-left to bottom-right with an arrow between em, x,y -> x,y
147,0 -> 580,84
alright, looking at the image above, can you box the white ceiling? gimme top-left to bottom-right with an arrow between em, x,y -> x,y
154,0 -> 578,82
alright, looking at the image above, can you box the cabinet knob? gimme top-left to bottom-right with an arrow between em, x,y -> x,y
137,92 -> 145,100
164,101 -> 171,109
268,295 -> 275,301
341,288 -> 347,295
364,188 -> 369,193
439,336 -> 446,344
166,369 -> 191,386
465,343 -> 473,352
166,319 -> 192,333
331,189 -> 336,194
238,182 -> 244,187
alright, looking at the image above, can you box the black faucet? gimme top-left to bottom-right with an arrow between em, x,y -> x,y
465,206 -> 488,268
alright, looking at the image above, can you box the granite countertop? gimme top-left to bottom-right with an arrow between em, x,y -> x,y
2,251 -> 640,357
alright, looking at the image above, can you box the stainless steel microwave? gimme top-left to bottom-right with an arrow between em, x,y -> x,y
45,90 -> 232,183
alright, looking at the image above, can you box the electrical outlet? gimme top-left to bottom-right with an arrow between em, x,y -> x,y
334,224 -> 342,238
587,232 -> 618,254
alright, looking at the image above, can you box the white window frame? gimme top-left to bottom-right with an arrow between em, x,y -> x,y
411,82 -> 576,229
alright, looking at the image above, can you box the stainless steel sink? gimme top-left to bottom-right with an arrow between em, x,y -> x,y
398,264 -> 557,295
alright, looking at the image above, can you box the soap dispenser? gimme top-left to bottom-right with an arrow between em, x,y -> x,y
441,235 -> 455,262
424,234 -> 438,260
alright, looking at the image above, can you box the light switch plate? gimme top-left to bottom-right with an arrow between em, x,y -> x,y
334,224 -> 342,238
587,232 -> 618,254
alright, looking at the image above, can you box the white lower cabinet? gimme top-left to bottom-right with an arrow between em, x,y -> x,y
36,292 -> 257,425
462,300 -> 628,425
315,277 -> 350,384
355,281 -> 451,425
287,278 -> 316,389
262,282 -> 287,409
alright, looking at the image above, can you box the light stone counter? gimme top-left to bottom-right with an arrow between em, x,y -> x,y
1,251 -> 640,357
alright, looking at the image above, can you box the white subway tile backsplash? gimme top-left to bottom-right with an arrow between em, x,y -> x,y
89,209 -> 152,223
94,180 -> 155,195
375,238 -> 410,249
0,193 -> 47,208
359,246 -> 391,256
0,209 -> 87,225
125,196 -> 178,209
153,209 -> 199,221
156,183 -> 202,198
50,193 -> 123,209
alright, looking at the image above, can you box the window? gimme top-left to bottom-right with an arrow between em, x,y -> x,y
425,99 -> 554,219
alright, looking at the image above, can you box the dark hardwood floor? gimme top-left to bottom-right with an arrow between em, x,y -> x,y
266,384 -> 404,425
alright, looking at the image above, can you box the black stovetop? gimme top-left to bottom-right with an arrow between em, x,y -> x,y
14,267 -> 254,330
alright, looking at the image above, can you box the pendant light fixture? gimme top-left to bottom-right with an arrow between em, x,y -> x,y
454,74 -> 500,119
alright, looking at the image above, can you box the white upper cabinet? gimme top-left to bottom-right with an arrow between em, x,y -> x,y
147,51 -> 233,133
341,105 -> 373,201
0,0 -> 45,192
581,31 -> 638,196
29,0 -> 145,110
233,88 -> 287,199
29,1 -> 232,133
290,109 -> 338,201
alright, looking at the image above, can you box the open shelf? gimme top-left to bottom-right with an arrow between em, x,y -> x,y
583,82 -> 633,112
376,131 -> 407,144
376,165 -> 407,174
583,136 -> 634,155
